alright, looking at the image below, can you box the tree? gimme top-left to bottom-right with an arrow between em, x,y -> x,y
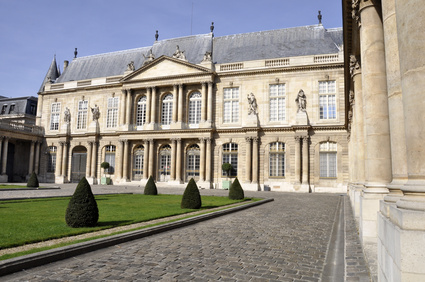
229,177 -> 244,200
100,162 -> 110,177
144,175 -> 158,195
27,171 -> 39,188
65,177 -> 99,228
181,178 -> 202,209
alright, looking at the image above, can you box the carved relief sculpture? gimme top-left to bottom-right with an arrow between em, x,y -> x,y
172,45 -> 186,60
295,89 -> 307,112
247,92 -> 258,115
64,107 -> 71,124
91,104 -> 100,121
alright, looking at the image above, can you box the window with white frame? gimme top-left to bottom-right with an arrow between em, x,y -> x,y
319,142 -> 337,178
161,94 -> 173,126
50,102 -> 61,130
159,145 -> 171,177
77,100 -> 88,129
269,142 -> 285,177
188,92 -> 202,125
133,145 -> 144,179
223,87 -> 239,123
186,144 -> 200,181
106,97 -> 119,128
222,143 -> 238,177
47,146 -> 57,173
105,145 -> 116,174
136,96 -> 147,127
269,84 -> 286,121
319,80 -> 336,119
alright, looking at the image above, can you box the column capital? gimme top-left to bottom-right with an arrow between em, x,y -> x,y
245,136 -> 252,143
295,136 -> 301,142
252,137 -> 259,143
205,137 -> 212,143
208,81 -> 214,87
119,139 -> 129,144
302,136 -> 310,142
199,137 -> 206,142
87,141 -> 94,145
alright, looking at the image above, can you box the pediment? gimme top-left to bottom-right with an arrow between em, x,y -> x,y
122,56 -> 211,82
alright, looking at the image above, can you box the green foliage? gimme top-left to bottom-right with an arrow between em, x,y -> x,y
144,176 -> 158,195
222,163 -> 232,176
229,177 -> 244,200
100,162 -> 110,169
181,178 -> 202,209
65,177 -> 99,228
27,172 -> 39,188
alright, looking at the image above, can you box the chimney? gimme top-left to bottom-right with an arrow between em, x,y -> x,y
63,60 -> 69,72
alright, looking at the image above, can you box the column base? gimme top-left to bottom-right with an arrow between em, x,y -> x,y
196,180 -> 212,189
55,176 -> 67,184
0,174 -> 8,183
242,183 -> 260,191
86,177 -> 97,185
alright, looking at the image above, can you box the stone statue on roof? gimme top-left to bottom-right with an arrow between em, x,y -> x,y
295,89 -> 307,112
173,45 -> 186,60
143,49 -> 155,65
247,92 -> 258,115
202,51 -> 212,62
126,61 -> 135,71
91,104 -> 100,121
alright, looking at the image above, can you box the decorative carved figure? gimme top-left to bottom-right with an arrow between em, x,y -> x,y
143,49 -> 155,65
91,104 -> 100,121
126,61 -> 135,71
64,107 -> 71,124
295,89 -> 307,112
172,45 -> 186,60
349,55 -> 360,75
247,92 -> 258,115
202,51 -> 212,62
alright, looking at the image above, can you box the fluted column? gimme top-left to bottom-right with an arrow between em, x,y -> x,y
122,139 -> 129,181
150,87 -> 157,124
245,137 -> 252,183
120,89 -> 127,125
143,140 -> 150,179
126,89 -> 132,126
207,82 -> 213,123
86,141 -> 93,178
148,139 -> 155,179
201,82 -> 207,122
91,141 -> 98,179
172,85 -> 178,123
34,141 -> 41,174
205,138 -> 212,183
170,139 -> 176,180
302,136 -> 309,185
28,141 -> 35,174
294,136 -> 301,184
1,137 -> 9,175
252,137 -> 259,184
199,138 -> 206,181
62,142 -> 69,178
176,138 -> 182,182
146,88 -> 152,124
177,84 -> 183,122
57,141 -> 64,177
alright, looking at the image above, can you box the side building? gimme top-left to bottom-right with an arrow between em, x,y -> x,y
35,24 -> 347,192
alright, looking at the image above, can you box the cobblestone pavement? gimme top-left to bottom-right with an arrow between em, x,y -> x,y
1,185 -> 370,281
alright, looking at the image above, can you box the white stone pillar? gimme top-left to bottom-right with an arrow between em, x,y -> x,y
199,138 -> 206,182
178,85 -> 183,122
176,138 -> 182,183
28,141 -> 35,174
207,82 -> 213,123
170,139 -> 176,181
148,139 -> 155,179
122,139 -> 129,181
36,94 -> 43,126
57,141 -> 64,177
150,87 -> 157,124
205,138 -> 212,183
0,137 -> 3,170
91,141 -> 98,179
252,137 -> 259,184
86,141 -> 93,178
172,85 -> 178,123
34,141 -> 41,174
120,89 -> 127,125
62,142 -> 69,179
1,137 -> 9,175
126,89 -> 132,126
294,136 -> 301,184
146,88 -> 151,124
143,140 -> 150,179
201,82 -> 207,122
302,136 -> 309,185
245,137 -> 252,183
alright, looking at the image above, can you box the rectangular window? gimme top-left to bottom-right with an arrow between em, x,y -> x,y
9,105 -> 15,114
320,142 -> 337,178
222,143 -> 238,177
106,97 -> 119,128
269,142 -> 285,177
77,100 -> 88,129
223,88 -> 239,123
50,102 -> 61,130
47,146 -> 57,173
1,105 -> 7,115
105,145 -> 116,174
319,81 -> 336,120
269,84 -> 286,121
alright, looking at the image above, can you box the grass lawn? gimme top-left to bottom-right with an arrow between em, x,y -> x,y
0,194 -> 247,250
0,185 -> 33,189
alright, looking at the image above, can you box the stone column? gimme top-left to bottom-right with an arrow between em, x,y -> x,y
294,136 -> 301,184
170,139 -> 176,180
252,137 -> 259,184
120,89 -> 127,125
36,95 -> 44,126
201,82 -> 207,122
150,87 -> 156,124
57,141 -> 64,177
205,138 -> 212,183
172,85 -> 178,123
177,85 -> 184,122
143,140 -> 150,179
91,141 -> 98,179
116,140 -> 124,179
62,142 -> 69,178
34,141 -> 41,174
302,136 -> 309,185
199,138 -> 206,182
126,89 -> 132,126
207,82 -> 213,123
0,137 -> 3,169
148,139 -> 155,179
1,137 -> 9,175
122,139 -> 129,181
28,141 -> 35,174
176,138 -> 182,182
146,88 -> 151,124
245,137 -> 252,183
86,141 -> 93,178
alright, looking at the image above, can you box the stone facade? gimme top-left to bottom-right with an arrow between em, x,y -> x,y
31,25 -> 348,193
343,0 -> 425,280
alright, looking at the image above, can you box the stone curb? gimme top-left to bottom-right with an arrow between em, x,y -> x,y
0,198 -> 274,277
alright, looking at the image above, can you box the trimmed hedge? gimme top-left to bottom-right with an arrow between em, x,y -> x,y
144,176 -> 158,195
27,172 -> 39,188
65,177 -> 99,228
181,178 -> 202,209
229,177 -> 244,200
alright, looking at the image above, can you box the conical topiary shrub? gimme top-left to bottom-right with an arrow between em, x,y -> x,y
65,177 -> 99,228
181,178 -> 202,209
27,171 -> 39,188
229,177 -> 244,200
144,175 -> 158,195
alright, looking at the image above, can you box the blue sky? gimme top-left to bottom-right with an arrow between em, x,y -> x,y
0,0 -> 342,98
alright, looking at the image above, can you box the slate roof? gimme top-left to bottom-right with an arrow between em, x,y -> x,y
48,24 -> 342,86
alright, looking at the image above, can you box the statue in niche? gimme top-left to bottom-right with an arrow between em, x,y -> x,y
295,89 -> 307,112
143,49 -> 155,65
247,92 -> 258,115
126,61 -> 135,71
64,107 -> 71,124
91,104 -> 100,121
172,45 -> 186,60
202,51 -> 212,62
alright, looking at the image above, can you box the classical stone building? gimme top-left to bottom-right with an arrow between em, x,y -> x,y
343,0 -> 425,280
34,23 -> 347,192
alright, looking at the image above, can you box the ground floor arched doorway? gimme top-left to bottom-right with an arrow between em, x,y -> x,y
71,146 -> 87,183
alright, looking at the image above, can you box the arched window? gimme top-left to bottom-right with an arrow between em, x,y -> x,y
161,94 -> 173,127
159,145 -> 171,181
186,144 -> 200,181
136,96 -> 147,127
319,142 -> 337,178
222,143 -> 238,177
133,145 -> 144,180
47,146 -> 57,173
188,92 -> 202,126
105,145 -> 116,174
269,142 -> 285,177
